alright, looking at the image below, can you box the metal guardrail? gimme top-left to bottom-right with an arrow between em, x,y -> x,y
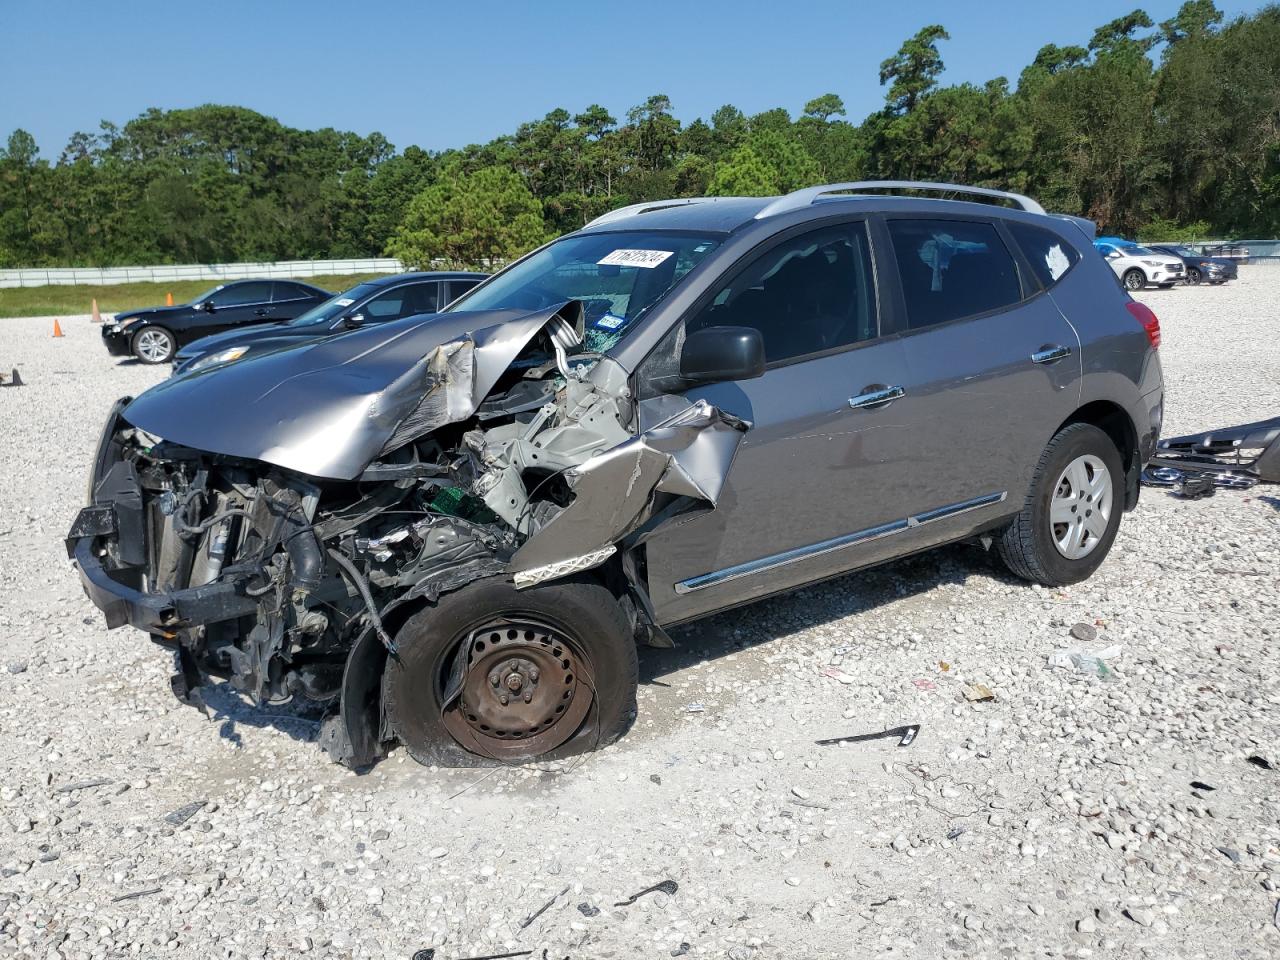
0,258 -> 405,289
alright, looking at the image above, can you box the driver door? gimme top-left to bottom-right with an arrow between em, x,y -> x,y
199,281 -> 275,336
636,219 -> 915,624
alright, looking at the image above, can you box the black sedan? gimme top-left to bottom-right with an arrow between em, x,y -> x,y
1148,245 -> 1238,285
101,279 -> 331,364
172,272 -> 487,375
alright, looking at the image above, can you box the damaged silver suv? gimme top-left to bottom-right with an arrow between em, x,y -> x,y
68,181 -> 1164,769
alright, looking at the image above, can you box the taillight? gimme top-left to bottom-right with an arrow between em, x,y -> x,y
1126,300 -> 1160,349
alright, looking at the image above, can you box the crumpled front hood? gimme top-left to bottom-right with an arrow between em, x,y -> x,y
124,305 -> 579,480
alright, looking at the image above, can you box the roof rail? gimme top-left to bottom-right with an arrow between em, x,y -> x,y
753,181 -> 1047,220
583,198 -> 705,229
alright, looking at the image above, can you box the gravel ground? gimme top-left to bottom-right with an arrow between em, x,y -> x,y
2,277 -> 1278,960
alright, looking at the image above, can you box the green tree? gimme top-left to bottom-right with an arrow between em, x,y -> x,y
880,25 -> 951,114
388,164 -> 548,269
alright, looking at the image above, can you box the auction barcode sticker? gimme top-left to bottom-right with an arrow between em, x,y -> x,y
597,249 -> 673,268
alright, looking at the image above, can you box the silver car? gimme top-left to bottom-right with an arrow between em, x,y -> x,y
69,181 -> 1164,769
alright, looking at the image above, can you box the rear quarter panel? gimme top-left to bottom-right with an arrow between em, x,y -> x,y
1047,251 -> 1163,459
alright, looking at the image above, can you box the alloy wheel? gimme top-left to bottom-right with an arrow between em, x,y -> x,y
135,329 -> 172,362
1049,454 -> 1113,560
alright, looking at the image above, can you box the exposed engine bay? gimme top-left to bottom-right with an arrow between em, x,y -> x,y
69,302 -> 748,768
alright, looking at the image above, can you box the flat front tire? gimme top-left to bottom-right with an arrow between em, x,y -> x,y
382,576 -> 637,767
996,423 -> 1125,586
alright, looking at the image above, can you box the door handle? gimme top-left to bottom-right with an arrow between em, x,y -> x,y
254,308 -> 271,317
1031,344 -> 1072,364
848,385 -> 905,410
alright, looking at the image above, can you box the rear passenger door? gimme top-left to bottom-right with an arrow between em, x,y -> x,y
271,282 -> 320,321
877,215 -> 1082,551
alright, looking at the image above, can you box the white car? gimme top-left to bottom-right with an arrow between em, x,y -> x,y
1096,242 -> 1184,291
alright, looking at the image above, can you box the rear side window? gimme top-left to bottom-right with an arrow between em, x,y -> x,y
272,282 -> 313,302
687,222 -> 877,365
887,219 -> 1022,330
1009,223 -> 1080,288
447,278 -> 481,302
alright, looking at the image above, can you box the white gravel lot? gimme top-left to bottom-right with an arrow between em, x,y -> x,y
1,276 -> 1278,960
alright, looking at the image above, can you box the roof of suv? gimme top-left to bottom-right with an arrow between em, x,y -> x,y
574,181 -> 1090,239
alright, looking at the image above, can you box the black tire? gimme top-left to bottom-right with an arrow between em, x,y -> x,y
131,326 -> 176,364
1122,269 -> 1146,291
996,423 -> 1125,587
382,576 -> 637,767
1187,267 -> 1202,285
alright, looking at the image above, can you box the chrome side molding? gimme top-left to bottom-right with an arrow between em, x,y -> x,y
674,491 -> 1007,595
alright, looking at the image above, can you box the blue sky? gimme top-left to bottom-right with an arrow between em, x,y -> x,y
0,0 -> 1262,157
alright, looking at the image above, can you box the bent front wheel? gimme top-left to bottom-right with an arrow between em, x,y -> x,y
382,577 -> 637,767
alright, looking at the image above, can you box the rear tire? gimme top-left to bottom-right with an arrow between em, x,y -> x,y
382,576 -> 637,767
1122,269 -> 1146,291
131,327 -> 176,364
996,423 -> 1124,587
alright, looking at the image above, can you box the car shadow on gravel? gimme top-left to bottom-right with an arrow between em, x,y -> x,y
197,680 -> 327,749
639,541 -> 1009,684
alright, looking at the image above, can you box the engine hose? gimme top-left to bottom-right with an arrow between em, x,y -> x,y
326,548 -> 396,654
174,507 -> 254,537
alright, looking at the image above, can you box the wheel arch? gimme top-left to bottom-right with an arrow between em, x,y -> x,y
1056,400 -> 1140,510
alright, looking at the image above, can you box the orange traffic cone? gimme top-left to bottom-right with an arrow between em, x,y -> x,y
91,298 -> 102,323
52,318 -> 64,338
165,291 -> 174,306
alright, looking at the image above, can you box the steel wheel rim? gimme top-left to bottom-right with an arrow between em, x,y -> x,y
1049,454 -> 1113,560
136,329 -> 171,361
441,618 -> 593,761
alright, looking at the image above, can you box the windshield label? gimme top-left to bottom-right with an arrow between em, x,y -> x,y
598,249 -> 673,269
335,298 -> 355,307
593,313 -> 626,330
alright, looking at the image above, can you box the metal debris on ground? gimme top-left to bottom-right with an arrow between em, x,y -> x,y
613,879 -> 678,907
683,702 -> 706,713
1048,645 -> 1122,681
577,902 -> 600,917
518,884 -> 569,929
1190,780 -> 1216,791
946,826 -> 967,840
1142,465 -> 1257,495
670,943 -> 692,957
54,778 -> 113,794
815,724 -> 919,748
162,799 -> 207,826
1149,414 -> 1280,483
0,368 -> 23,387
1247,755 -> 1274,771
1216,846 -> 1242,864
111,887 -> 162,903
963,683 -> 996,703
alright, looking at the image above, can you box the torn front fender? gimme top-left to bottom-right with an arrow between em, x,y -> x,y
508,400 -> 749,581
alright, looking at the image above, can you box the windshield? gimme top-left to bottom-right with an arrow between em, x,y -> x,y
1167,246 -> 1195,257
447,230 -> 721,352
1127,245 -> 1156,256
286,283 -> 382,327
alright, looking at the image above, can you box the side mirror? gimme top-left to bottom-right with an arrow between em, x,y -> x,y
679,326 -> 765,385
202,300 -> 216,313
342,313 -> 364,329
